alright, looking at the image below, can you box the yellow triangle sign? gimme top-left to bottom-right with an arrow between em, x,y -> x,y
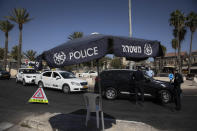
28,88 -> 49,104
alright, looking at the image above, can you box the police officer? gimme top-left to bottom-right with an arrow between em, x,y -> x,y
173,69 -> 184,111
133,67 -> 145,104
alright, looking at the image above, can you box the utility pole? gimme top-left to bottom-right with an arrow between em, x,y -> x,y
129,0 -> 132,37
128,0 -> 134,69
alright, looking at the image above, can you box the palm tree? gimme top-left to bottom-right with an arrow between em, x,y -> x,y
10,45 -> 18,60
24,50 -> 37,61
0,20 -> 14,70
0,47 -> 4,60
171,38 -> 178,66
173,28 -> 187,43
68,32 -> 83,40
173,27 -> 187,71
160,44 -> 167,72
6,8 -> 32,69
186,12 -> 197,74
169,10 -> 186,73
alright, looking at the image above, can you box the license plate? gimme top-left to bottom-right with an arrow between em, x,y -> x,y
83,85 -> 88,88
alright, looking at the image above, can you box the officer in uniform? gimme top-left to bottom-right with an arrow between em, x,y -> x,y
133,67 -> 145,104
173,69 -> 184,111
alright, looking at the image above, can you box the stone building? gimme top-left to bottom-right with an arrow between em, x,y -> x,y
154,51 -> 197,74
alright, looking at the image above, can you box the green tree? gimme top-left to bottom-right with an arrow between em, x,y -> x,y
110,57 -> 123,69
171,38 -> 178,66
6,8 -> 32,69
0,20 -> 14,70
24,49 -> 37,61
173,27 -> 187,71
160,44 -> 167,72
186,12 -> 197,74
10,45 -> 18,60
68,32 -> 83,40
0,47 -> 4,60
161,45 -> 167,56
169,10 -> 186,73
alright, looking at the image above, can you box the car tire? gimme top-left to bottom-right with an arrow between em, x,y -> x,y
38,81 -> 44,88
62,85 -> 70,94
105,88 -> 117,100
22,79 -> 26,86
159,90 -> 171,104
16,77 -> 19,83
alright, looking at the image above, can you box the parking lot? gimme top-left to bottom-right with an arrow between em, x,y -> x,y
0,78 -> 197,131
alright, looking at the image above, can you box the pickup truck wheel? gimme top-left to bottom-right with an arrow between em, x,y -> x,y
38,82 -> 44,88
62,85 -> 70,94
105,88 -> 117,100
22,79 -> 26,86
159,90 -> 171,104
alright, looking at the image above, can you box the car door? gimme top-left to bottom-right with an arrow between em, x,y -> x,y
115,71 -> 131,92
51,72 -> 62,89
42,72 -> 52,87
143,74 -> 154,94
18,69 -> 23,81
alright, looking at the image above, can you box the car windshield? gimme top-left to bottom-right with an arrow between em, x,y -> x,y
23,69 -> 37,74
144,72 -> 153,81
0,70 -> 7,73
60,72 -> 76,79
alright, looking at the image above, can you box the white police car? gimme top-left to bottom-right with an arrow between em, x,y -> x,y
35,71 -> 88,93
16,68 -> 40,85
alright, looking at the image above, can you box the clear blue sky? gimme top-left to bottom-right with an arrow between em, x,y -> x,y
0,0 -> 197,55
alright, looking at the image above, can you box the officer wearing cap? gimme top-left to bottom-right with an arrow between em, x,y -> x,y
173,69 -> 184,111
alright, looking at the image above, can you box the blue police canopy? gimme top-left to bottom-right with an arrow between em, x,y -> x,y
35,34 -> 163,69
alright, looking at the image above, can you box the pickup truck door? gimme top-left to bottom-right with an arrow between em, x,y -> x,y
51,72 -> 62,89
42,72 -> 52,87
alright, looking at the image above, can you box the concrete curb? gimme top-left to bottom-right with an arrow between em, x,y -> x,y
7,113 -> 161,131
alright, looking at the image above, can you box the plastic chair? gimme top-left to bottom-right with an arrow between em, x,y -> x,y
83,93 -> 101,128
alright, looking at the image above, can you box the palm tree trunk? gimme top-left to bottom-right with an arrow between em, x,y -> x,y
3,32 -> 8,70
177,29 -> 181,73
17,28 -> 22,69
188,32 -> 194,74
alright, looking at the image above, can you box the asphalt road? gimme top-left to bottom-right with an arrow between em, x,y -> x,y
0,79 -> 197,131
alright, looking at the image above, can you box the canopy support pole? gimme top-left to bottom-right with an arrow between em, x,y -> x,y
96,59 -> 105,131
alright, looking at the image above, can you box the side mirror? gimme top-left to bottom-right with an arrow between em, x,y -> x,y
56,76 -> 61,80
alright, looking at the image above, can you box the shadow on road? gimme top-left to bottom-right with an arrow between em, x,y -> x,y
49,109 -> 116,131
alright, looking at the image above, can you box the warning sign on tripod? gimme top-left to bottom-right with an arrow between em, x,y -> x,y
28,88 -> 48,104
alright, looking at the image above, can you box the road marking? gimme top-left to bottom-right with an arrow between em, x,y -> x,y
120,92 -> 152,96
0,122 -> 14,131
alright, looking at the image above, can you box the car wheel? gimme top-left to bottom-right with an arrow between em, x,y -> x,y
105,88 -> 117,100
22,79 -> 26,86
159,90 -> 171,104
62,85 -> 70,94
38,81 -> 44,88
16,77 -> 19,83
